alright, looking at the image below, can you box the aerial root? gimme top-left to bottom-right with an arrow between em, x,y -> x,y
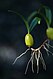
13,48 -> 30,65
43,45 -> 53,56
25,52 -> 34,74
12,39 -> 53,74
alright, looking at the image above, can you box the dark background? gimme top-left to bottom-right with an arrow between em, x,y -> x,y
0,0 -> 53,79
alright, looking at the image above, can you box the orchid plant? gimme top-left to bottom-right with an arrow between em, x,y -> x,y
8,4 -> 53,74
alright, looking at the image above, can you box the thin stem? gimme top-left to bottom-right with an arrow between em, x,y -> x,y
8,10 -> 30,33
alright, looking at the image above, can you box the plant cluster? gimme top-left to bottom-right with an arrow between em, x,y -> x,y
8,4 -> 53,74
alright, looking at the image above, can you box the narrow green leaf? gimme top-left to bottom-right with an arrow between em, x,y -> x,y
43,6 -> 52,25
8,10 -> 30,33
30,17 -> 41,32
27,11 -> 38,22
38,12 -> 50,28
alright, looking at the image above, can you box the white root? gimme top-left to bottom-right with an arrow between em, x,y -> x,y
43,45 -> 53,55
13,48 -> 30,65
46,40 -> 50,55
12,39 -> 53,74
43,45 -> 49,56
25,52 -> 34,74
35,50 -> 40,73
31,53 -> 34,73
37,58 -> 39,74
40,53 -> 46,70
46,43 -> 53,49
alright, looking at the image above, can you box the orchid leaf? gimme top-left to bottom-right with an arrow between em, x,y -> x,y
27,11 -> 38,23
43,6 -> 52,25
8,10 -> 30,33
30,17 -> 41,32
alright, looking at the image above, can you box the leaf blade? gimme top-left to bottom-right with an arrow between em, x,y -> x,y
27,11 -> 38,22
43,6 -> 52,25
30,17 -> 41,32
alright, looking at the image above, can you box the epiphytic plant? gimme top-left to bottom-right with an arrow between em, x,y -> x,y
8,4 -> 53,74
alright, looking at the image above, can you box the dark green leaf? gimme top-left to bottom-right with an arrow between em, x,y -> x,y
27,11 -> 38,22
44,6 -> 52,25
30,17 -> 41,32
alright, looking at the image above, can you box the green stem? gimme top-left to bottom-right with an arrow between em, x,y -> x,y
38,12 -> 50,28
8,10 -> 30,33
38,4 -> 51,28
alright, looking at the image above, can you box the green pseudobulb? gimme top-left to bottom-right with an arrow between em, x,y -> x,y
46,27 -> 53,40
25,33 -> 34,47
